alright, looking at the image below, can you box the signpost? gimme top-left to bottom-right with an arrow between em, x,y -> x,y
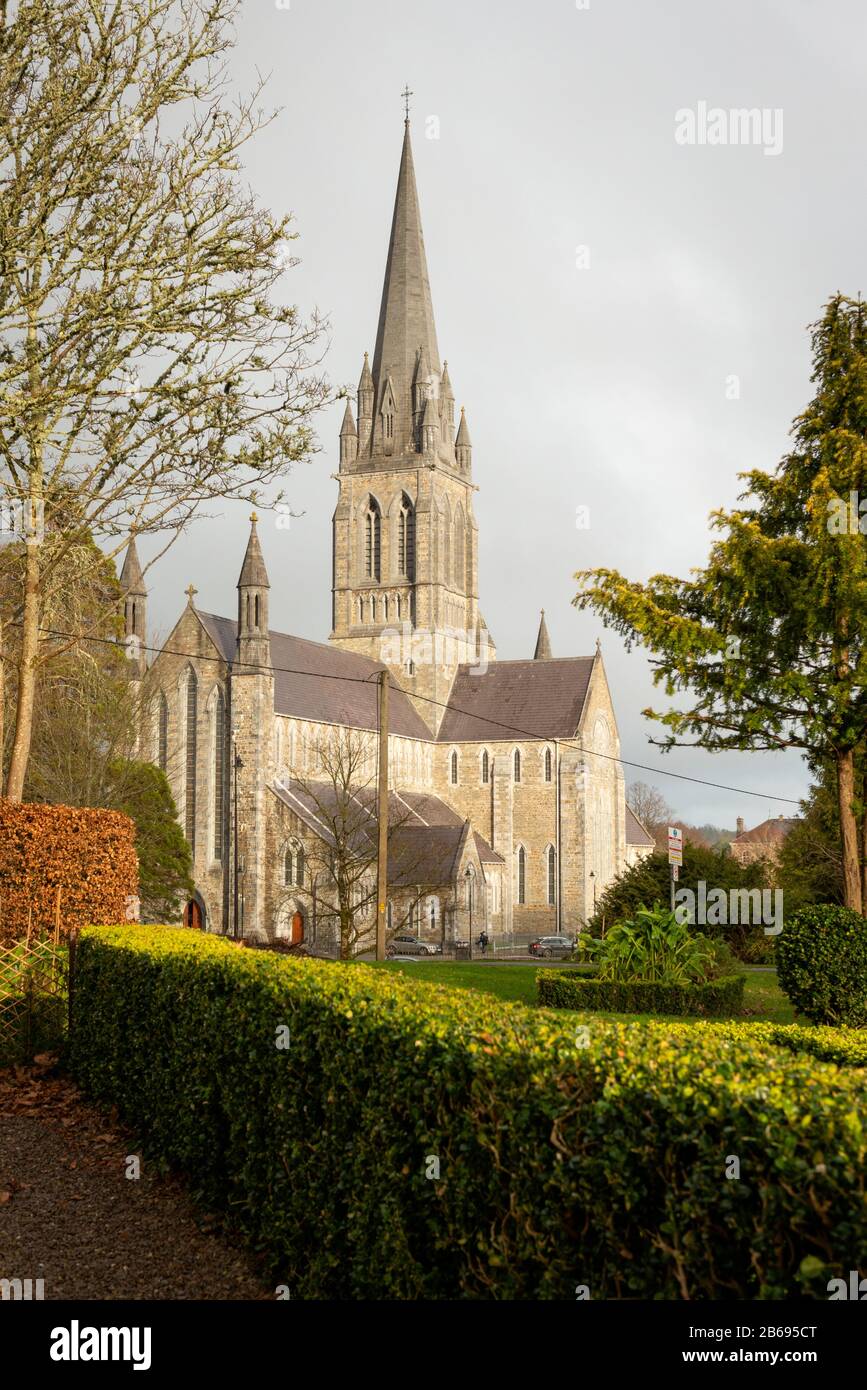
667,826 -> 683,911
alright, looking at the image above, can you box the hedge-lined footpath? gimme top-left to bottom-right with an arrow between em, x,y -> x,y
70,926 -> 867,1300
536,970 -> 746,1017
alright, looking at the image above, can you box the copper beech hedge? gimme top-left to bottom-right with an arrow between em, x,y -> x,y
0,800 -> 139,944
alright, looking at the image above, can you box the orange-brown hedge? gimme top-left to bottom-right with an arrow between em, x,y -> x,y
0,801 -> 139,944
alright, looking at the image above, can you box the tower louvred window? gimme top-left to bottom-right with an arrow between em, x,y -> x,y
398,496 -> 416,580
365,499 -> 381,580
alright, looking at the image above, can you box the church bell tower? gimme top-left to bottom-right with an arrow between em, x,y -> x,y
329,107 -> 494,731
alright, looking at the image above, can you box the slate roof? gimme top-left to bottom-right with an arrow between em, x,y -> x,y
196,613 -> 431,740
436,657 -> 595,743
625,806 -> 654,848
271,779 -> 501,882
731,816 -> 799,845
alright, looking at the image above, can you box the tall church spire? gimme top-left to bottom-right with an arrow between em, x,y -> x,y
371,119 -> 440,451
534,609 -> 553,661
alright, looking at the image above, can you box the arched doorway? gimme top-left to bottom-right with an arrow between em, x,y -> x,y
276,901 -> 305,946
183,895 -> 206,931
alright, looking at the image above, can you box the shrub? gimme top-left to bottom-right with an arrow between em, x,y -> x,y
698,934 -> 740,979
584,904 -> 716,984
69,926 -> 867,1299
537,970 -> 746,1018
0,802 -> 138,945
775,904 -> 867,1026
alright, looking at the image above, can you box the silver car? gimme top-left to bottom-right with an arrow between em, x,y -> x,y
387,935 -> 438,957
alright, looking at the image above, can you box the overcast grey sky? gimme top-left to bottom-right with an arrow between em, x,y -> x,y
144,0 -> 866,827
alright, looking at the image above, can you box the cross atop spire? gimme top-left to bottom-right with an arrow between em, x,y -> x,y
401,84 -> 413,122
185,584 -> 198,607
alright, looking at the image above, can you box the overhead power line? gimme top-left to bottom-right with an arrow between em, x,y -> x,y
5,619 -> 804,806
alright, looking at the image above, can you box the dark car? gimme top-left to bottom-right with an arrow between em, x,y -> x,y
528,935 -> 574,959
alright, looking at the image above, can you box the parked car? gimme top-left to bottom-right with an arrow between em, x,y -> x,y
528,935 -> 575,959
387,935 -> 438,957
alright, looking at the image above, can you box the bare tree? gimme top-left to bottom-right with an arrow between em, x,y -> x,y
287,729 -> 428,961
626,780 -> 674,835
0,0 -> 329,797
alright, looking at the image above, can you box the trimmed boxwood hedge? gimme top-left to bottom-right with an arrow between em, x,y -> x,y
776,904 -> 867,1026
536,969 -> 746,1017
70,926 -> 867,1300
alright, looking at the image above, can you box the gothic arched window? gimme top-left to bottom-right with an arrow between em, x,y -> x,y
516,845 -> 526,905
213,688 -> 226,861
284,840 -> 304,887
157,691 -> 168,773
454,508 -> 465,589
481,749 -> 490,784
545,747 -> 553,783
513,748 -> 522,783
450,750 -> 459,785
365,498 -> 381,580
358,596 -> 364,624
398,496 -> 416,581
546,845 -> 556,905
184,669 -> 198,851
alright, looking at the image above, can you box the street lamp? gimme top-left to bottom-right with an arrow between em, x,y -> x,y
466,866 -> 474,960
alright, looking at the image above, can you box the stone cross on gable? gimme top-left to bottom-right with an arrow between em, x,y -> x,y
185,584 -> 198,606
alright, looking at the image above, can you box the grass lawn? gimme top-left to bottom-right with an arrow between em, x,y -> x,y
362,960 -> 796,1024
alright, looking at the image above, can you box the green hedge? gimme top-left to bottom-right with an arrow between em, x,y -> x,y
776,904 -> 867,1026
69,926 -> 867,1300
706,1021 -> 867,1069
536,969 -> 746,1018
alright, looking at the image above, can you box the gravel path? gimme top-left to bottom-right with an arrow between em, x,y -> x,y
0,1059 -> 270,1300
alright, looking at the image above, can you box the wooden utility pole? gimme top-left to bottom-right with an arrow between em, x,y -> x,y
376,670 -> 389,961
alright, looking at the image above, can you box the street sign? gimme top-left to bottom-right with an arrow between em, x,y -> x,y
667,825 -> 683,866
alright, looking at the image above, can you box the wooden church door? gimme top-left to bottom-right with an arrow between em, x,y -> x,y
184,899 -> 203,930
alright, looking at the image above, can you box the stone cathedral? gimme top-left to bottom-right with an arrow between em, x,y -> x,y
122,118 -> 650,951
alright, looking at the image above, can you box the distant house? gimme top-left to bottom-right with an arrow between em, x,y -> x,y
625,806 -> 655,868
729,815 -> 799,872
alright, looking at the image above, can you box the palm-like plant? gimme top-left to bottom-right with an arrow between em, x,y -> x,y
583,904 -> 715,984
